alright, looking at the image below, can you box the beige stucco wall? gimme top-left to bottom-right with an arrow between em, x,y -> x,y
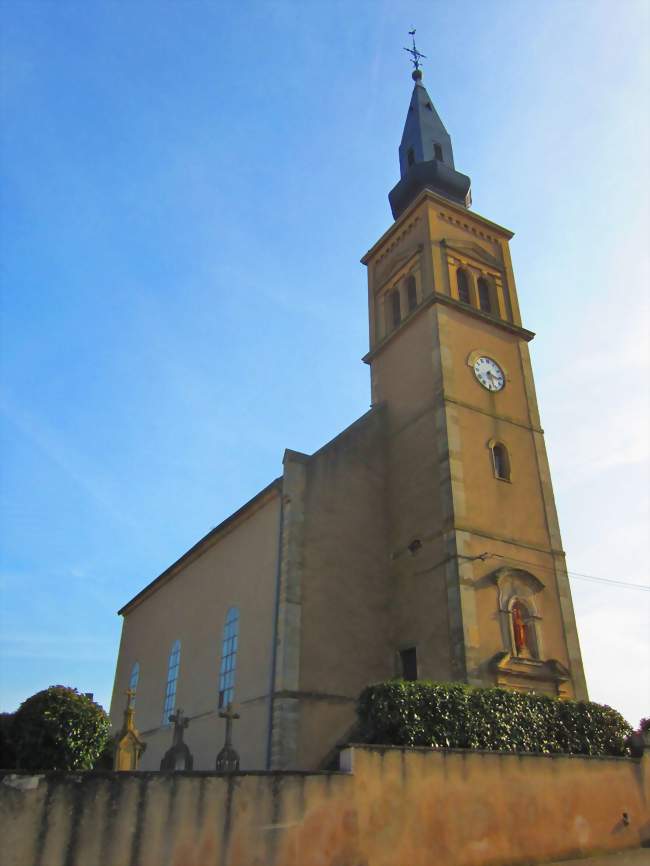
2,747 -> 648,866
109,490 -> 281,771
275,408 -> 391,769
369,305 -> 456,684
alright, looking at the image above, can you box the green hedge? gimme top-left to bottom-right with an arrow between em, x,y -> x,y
357,681 -> 632,757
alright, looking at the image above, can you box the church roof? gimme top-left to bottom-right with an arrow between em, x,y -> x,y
118,406 -> 385,616
118,477 -> 281,616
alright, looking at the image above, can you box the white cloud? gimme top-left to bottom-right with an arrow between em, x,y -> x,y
573,592 -> 650,726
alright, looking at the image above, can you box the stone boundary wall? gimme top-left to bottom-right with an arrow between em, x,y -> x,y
1,746 -> 648,866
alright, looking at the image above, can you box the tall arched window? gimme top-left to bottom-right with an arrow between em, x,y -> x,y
390,288 -> 401,329
129,662 -> 140,706
491,442 -> 510,481
162,640 -> 180,726
477,277 -> 492,313
456,268 -> 470,304
406,275 -> 417,312
433,142 -> 443,161
218,607 -> 239,708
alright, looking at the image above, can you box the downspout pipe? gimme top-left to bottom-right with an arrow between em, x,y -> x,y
265,485 -> 285,769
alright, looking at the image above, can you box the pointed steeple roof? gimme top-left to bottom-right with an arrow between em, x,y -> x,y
388,69 -> 472,220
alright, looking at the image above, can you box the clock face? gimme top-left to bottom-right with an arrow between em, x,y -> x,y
473,356 -> 505,392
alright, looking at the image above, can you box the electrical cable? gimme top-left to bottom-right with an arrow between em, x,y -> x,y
486,552 -> 649,592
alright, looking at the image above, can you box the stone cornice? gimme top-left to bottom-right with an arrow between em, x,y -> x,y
361,188 -> 514,265
362,291 -> 535,364
443,395 -> 544,434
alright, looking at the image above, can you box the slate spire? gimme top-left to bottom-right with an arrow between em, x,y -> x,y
388,67 -> 472,220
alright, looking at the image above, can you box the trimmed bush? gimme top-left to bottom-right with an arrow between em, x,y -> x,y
627,716 -> 650,757
11,685 -> 111,771
357,681 -> 632,757
0,713 -> 16,768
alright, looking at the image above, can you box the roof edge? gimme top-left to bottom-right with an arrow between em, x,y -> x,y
118,477 -> 282,616
307,405 -> 385,462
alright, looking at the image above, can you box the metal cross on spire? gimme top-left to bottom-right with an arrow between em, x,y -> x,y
403,29 -> 426,72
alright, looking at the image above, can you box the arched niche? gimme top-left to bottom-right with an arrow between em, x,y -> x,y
491,567 -> 545,660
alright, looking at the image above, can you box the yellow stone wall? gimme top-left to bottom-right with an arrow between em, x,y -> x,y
272,408 -> 391,770
2,747 -> 647,866
362,188 -> 587,698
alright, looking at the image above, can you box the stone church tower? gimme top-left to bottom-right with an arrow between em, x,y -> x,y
110,66 -> 588,773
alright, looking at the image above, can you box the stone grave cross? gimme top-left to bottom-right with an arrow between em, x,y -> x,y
160,708 -> 193,770
215,704 -> 240,772
113,688 -> 146,771
169,708 -> 189,746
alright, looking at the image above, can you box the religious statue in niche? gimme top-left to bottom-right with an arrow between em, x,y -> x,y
511,600 -> 533,658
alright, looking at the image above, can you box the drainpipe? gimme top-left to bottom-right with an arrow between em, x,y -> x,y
265,484 -> 285,769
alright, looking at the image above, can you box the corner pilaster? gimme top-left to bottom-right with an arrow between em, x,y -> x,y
269,449 -> 308,769
431,306 -> 478,682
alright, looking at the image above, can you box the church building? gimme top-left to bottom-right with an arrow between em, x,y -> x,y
109,60 -> 588,772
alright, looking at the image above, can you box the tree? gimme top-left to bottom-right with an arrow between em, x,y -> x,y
628,716 -> 650,758
11,685 -> 111,771
0,712 -> 16,768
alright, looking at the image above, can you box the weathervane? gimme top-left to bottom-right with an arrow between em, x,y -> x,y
403,29 -> 426,73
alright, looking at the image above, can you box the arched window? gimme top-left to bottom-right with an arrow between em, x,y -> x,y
218,607 -> 239,708
434,142 -> 443,161
407,147 -> 415,167
129,662 -> 140,706
510,600 -> 538,658
406,275 -> 417,312
162,640 -> 180,726
477,277 -> 492,313
491,442 -> 510,481
456,268 -> 470,304
390,288 -> 401,329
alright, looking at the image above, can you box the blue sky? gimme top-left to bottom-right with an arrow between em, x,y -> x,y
1,1 -> 648,726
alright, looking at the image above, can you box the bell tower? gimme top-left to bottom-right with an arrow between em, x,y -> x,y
362,55 -> 588,700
